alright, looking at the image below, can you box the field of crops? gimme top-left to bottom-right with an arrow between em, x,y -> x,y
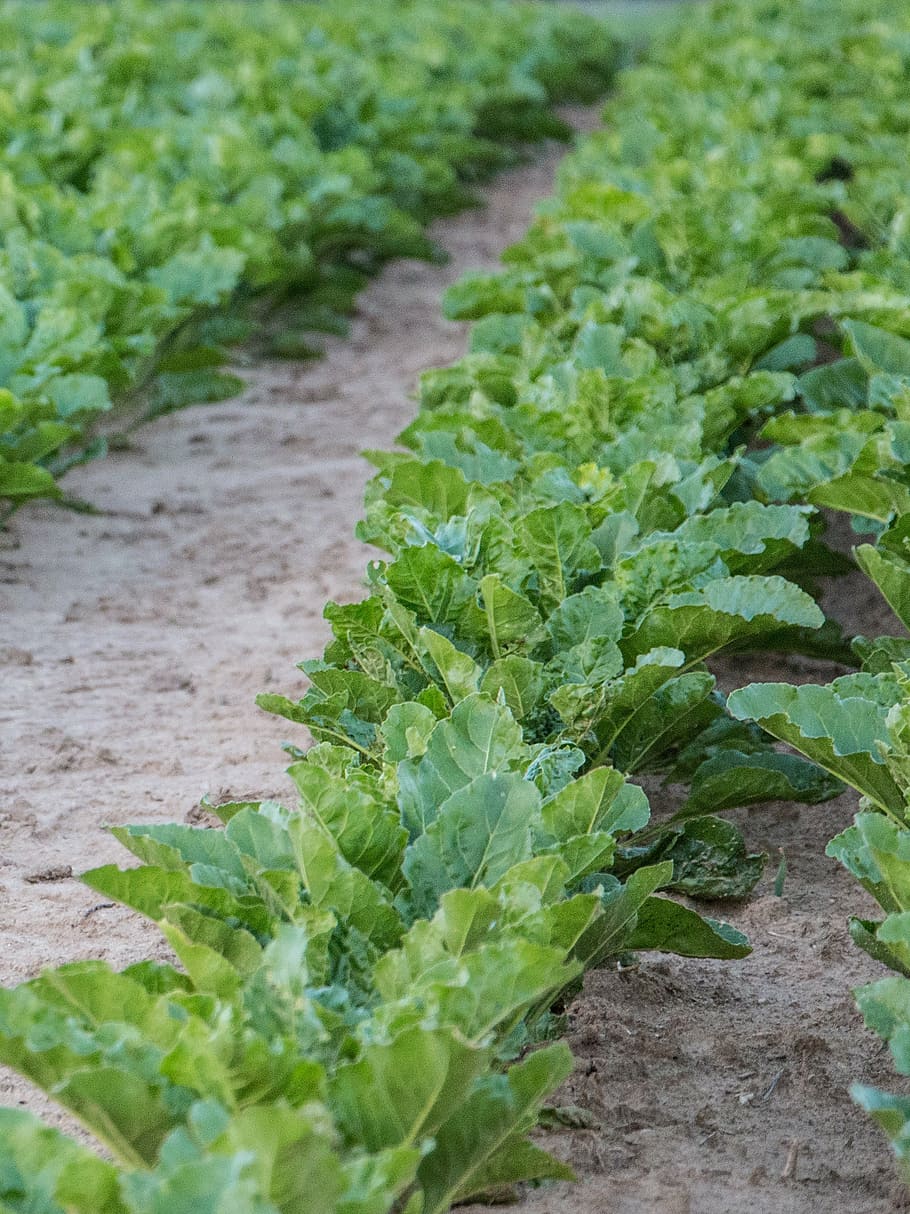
7,0 -> 910,1210
0,0 -> 615,517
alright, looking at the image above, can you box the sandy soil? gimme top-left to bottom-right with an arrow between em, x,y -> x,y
1,109 -> 907,1210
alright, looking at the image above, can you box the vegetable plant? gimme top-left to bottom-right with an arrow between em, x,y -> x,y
14,0 -> 910,1205
0,0 -> 617,517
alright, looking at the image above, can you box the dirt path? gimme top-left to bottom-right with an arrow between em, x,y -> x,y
0,105 -> 905,1210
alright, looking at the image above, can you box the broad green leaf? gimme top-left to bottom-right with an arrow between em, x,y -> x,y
45,373 -> 111,420
323,595 -> 420,680
505,854 -> 575,910
761,411 -> 882,448
338,1146 -> 424,1214
432,939 -> 581,1043
729,678 -> 905,817
224,807 -> 297,873
878,513 -> 910,562
756,333 -> 817,373
854,635 -> 910,674
397,695 -> 526,835
884,681 -> 910,798
575,862 -> 672,969
0,1109 -> 125,1214
756,431 -> 870,504
444,1135 -> 573,1199
286,820 -> 402,949
460,574 -> 543,659
0,966 -> 191,1168
119,1133 -> 276,1214
622,576 -> 824,666
655,816 -> 766,900
541,832 -> 617,885
329,1027 -> 488,1152
300,665 -> 401,725
626,896 -> 751,958
855,975 -> 910,1077
855,542 -> 910,631
480,656 -> 546,721
544,584 -> 625,685
659,501 -> 812,573
810,469 -> 910,523
288,762 -> 406,889
6,419 -> 76,466
545,584 -> 624,651
145,369 -> 245,420
382,459 -> 470,520
381,702 -> 437,762
443,272 -> 527,320
850,913 -> 910,980
756,416 -> 910,521
242,924 -> 335,1039
417,1043 -> 573,1214
546,633 -> 624,687
206,1104 -> 354,1214
110,823 -> 247,882
81,864 -> 272,937
612,539 -> 727,622
852,1085 -> 910,1178
677,749 -> 843,819
404,772 -> 538,917
525,742 -> 587,799
574,321 -> 625,373
551,645 -> 684,753
160,906 -> 262,993
611,671 -> 720,773
540,766 -> 649,841
377,884 -> 588,1025
147,243 -> 245,307
0,460 -> 61,501
55,1068 -> 179,1169
517,503 -> 602,611
386,547 -> 476,626
373,888 -> 502,1003
417,628 -> 482,704
797,357 -> 867,412
828,813 -> 910,915
845,319 -> 910,379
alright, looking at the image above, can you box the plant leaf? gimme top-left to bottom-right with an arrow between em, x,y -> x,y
626,896 -> 751,958
728,678 -> 905,817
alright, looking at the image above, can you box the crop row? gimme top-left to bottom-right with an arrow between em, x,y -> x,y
5,0 -> 910,1207
0,0 -> 616,518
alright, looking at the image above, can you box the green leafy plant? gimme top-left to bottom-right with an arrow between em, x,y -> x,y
0,0 -> 618,519
20,0 -> 910,1204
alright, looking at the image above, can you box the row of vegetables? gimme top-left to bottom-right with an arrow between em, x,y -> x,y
5,0 -> 910,1207
0,0 -> 616,517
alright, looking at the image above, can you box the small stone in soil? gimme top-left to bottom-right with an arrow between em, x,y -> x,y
24,865 -> 73,884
